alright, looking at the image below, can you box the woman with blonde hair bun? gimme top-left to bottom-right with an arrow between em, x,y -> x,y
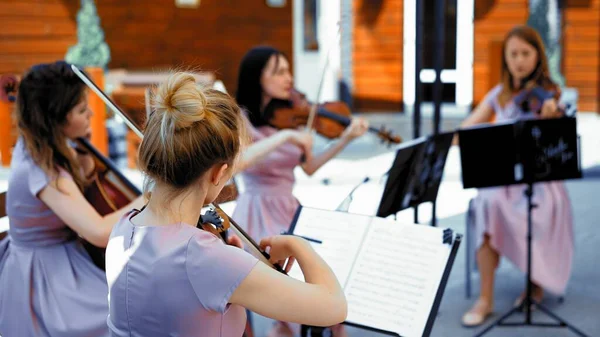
105,71 -> 347,336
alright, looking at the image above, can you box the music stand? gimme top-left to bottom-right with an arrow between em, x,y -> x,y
300,134 -> 452,337
458,116 -> 588,337
376,132 -> 454,226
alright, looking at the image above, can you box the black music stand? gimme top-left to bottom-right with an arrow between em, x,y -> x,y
376,132 -> 454,226
458,116 -> 588,337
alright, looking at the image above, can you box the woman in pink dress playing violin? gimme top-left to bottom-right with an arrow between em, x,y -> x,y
233,46 -> 370,337
458,25 -> 574,327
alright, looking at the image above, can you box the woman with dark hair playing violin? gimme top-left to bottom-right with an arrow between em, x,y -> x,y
105,71 -> 347,336
0,61 -> 145,336
458,25 -> 574,327
232,46 -> 369,337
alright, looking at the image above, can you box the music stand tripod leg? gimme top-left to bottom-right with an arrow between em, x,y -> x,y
473,183 -> 589,337
301,325 -> 333,337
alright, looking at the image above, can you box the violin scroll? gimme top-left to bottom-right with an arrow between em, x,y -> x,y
376,126 -> 402,145
199,207 -> 230,236
0,75 -> 18,103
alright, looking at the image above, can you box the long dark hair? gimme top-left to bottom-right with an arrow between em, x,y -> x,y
16,61 -> 88,190
498,25 -> 559,107
235,46 -> 285,127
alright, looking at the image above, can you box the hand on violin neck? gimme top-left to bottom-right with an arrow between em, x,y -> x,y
540,98 -> 562,119
226,234 -> 244,249
340,117 -> 369,141
259,235 -> 306,273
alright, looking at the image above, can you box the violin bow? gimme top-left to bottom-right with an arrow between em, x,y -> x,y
305,22 -> 342,134
144,87 -> 152,120
71,64 -> 284,273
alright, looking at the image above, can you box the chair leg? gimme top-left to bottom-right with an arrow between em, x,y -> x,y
466,217 -> 471,299
465,199 -> 475,299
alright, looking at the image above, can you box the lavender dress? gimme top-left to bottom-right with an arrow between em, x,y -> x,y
471,85 -> 574,295
105,209 -> 259,337
232,116 -> 302,242
0,138 -> 109,337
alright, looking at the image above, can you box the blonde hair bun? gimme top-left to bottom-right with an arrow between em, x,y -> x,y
152,72 -> 208,131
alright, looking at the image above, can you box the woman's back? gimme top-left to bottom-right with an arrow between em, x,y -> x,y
106,210 -> 258,337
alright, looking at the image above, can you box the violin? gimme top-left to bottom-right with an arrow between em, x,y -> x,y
267,88 -> 402,145
71,65 -> 286,274
513,81 -> 574,116
76,139 -> 142,270
75,137 -> 142,215
199,205 -> 285,273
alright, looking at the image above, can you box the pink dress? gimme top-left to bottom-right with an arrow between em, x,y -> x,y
232,117 -> 302,242
232,116 -> 304,335
471,85 -> 574,295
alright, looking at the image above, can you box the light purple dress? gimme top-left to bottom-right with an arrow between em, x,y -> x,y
105,209 -> 258,337
471,84 -> 574,295
232,116 -> 302,242
0,138 -> 109,337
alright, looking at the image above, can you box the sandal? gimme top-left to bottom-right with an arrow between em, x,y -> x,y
461,299 -> 493,327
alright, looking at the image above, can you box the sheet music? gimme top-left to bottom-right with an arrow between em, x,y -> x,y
344,217 -> 451,337
288,208 -> 371,286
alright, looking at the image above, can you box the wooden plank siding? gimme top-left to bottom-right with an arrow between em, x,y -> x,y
96,1 -> 292,94
473,0 -> 600,112
352,0 -> 403,112
0,0 -> 78,77
564,0 -> 600,112
472,0 -> 529,106
0,0 -> 293,95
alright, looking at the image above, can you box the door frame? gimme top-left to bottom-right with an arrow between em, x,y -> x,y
403,0 -> 474,111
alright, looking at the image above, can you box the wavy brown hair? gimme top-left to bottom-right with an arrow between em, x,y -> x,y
16,61 -> 87,190
498,25 -> 560,107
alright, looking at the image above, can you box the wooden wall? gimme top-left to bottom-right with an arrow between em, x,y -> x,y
473,0 -> 600,112
0,1 -> 78,76
472,0 -> 529,105
0,0 -> 292,94
564,0 -> 600,112
352,0 -> 403,112
97,0 -> 292,95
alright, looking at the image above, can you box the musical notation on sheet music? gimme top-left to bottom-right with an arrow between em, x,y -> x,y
289,207 -> 457,337
287,209 -> 371,285
344,219 -> 451,337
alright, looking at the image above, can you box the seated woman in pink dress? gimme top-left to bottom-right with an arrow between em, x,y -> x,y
105,72 -> 347,336
232,46 -> 370,337
458,25 -> 574,327
0,61 -> 145,336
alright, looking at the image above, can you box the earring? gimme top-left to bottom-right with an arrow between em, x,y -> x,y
213,181 -> 219,186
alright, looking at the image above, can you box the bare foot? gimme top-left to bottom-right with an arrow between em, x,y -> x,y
461,298 -> 493,327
